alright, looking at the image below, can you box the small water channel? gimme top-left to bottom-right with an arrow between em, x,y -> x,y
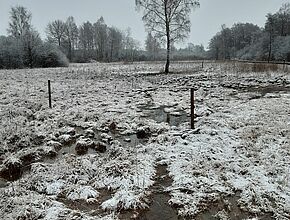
230,85 -> 290,100
138,103 -> 189,127
245,85 -> 290,95
119,164 -> 179,220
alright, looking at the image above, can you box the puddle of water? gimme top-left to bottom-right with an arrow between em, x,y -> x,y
57,197 -> 99,212
0,161 -> 32,182
229,85 -> 290,100
195,192 -> 273,220
245,86 -> 290,96
139,104 -> 189,127
138,165 -> 177,220
57,188 -> 114,217
45,129 -> 147,164
229,85 -> 290,99
0,178 -> 8,188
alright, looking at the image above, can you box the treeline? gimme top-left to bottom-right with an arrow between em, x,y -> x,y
0,6 -> 68,69
145,32 -> 206,61
0,5 -> 209,70
0,5 -> 144,69
208,3 -> 290,62
47,17 -> 207,63
47,17 -> 142,63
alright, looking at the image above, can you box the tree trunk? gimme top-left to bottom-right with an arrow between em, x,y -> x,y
164,3 -> 170,74
268,32 -> 272,63
68,40 -> 72,61
110,41 -> 113,62
165,37 -> 170,73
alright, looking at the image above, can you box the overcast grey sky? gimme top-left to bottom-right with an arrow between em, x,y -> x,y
0,0 -> 288,49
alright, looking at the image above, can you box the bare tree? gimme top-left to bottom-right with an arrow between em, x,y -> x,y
8,6 -> 32,38
278,3 -> 290,36
79,21 -> 94,59
108,27 -> 123,62
22,29 -> 42,68
145,32 -> 161,60
64,16 -> 78,61
93,17 -> 108,61
265,14 -> 274,63
123,29 -> 140,62
7,6 -> 42,68
136,0 -> 199,73
46,20 -> 66,47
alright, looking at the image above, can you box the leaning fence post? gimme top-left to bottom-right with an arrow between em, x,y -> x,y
191,88 -> 195,129
48,80 -> 52,108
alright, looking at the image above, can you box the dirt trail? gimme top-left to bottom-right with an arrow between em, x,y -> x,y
119,164 -> 178,220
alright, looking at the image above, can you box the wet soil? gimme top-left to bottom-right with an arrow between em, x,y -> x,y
228,85 -> 290,99
138,103 -> 189,127
119,164 -> 179,220
57,188 -> 114,216
195,192 -> 274,220
0,178 -> 8,188
1,125 -> 149,182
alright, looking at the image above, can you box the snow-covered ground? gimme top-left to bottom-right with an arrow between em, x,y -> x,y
0,61 -> 289,219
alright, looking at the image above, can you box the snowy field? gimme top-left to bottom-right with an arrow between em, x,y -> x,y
0,61 -> 290,220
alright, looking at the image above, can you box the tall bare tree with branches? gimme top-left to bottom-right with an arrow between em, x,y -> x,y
8,6 -> 32,38
46,20 -> 66,47
136,0 -> 199,73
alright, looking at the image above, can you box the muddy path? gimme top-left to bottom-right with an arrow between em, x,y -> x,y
119,164 -> 179,220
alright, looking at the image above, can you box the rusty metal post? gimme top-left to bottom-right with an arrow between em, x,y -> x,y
191,88 -> 195,129
48,80 -> 52,108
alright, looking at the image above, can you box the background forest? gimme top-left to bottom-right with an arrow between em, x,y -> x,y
0,3 -> 289,69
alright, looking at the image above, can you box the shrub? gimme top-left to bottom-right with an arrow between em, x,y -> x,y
0,36 -> 69,69
0,36 -> 24,69
35,43 -> 69,68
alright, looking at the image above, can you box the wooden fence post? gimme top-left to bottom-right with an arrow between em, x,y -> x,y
48,80 -> 52,108
191,88 -> 195,129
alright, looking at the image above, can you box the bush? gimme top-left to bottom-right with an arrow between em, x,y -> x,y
0,35 -> 69,69
35,43 -> 69,68
0,36 -> 24,69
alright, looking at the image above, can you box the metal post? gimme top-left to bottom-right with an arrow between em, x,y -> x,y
202,61 -> 204,69
191,88 -> 195,129
48,80 -> 52,108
